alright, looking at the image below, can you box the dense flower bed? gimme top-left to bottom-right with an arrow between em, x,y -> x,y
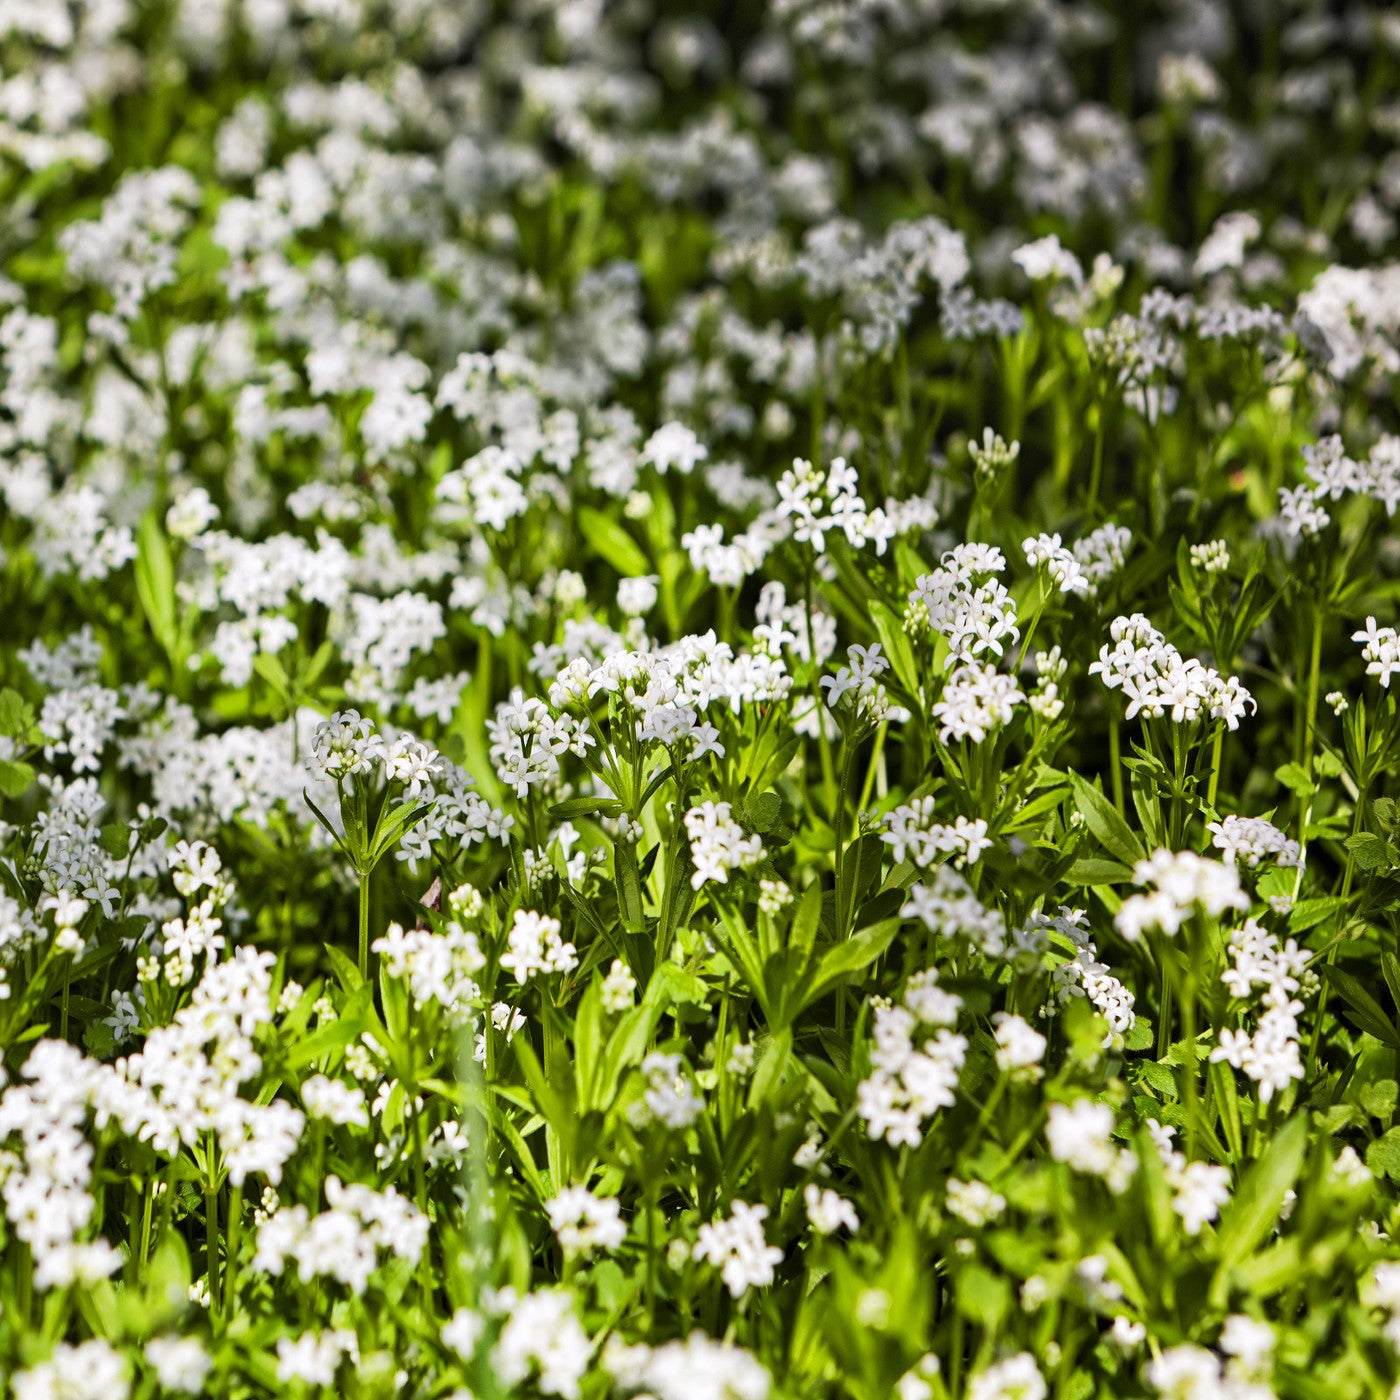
3,2 -> 1400,1396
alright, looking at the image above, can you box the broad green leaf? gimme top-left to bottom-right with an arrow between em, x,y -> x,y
578,506 -> 650,576
1345,831 -> 1393,872
805,918 -> 900,1006
1214,1113 -> 1309,1263
0,689 -> 33,739
1068,772 -> 1143,866
1320,965 -> 1400,1048
135,512 -> 179,659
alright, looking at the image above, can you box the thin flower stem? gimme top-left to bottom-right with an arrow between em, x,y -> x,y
358,868 -> 372,981
1108,717 -> 1125,816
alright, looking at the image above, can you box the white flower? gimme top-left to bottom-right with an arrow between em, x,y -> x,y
993,1014 -> 1047,1080
1355,617 -> 1400,688
499,909 -> 577,984
693,1201 -> 783,1297
546,1187 -> 627,1256
301,1074 -> 369,1128
144,1337 -> 211,1394
684,801 -> 763,889
966,1351 -> 1046,1400
803,1184 -> 860,1235
1046,1100 -> 1133,1191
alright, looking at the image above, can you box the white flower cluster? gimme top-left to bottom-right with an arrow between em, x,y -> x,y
153,840 -> 232,987
546,1186 -> 627,1257
1045,1099 -> 1134,1193
901,865 -> 1008,957
1091,613 -> 1254,729
1210,919 -> 1310,1103
13,1339 -> 131,1400
1190,539 -> 1230,573
603,1332 -> 770,1400
684,801 -> 764,890
119,946 -> 306,1185
774,455 -> 934,557
490,1289 -> 591,1400
946,1178 -> 1007,1227
1115,850 -> 1249,942
857,971 -> 967,1147
1146,1121 -> 1232,1236
967,1353 -> 1046,1400
820,642 -> 902,726
551,630 -> 792,736
39,680 -> 125,774
1275,434 -> 1400,543
1029,907 -> 1137,1042
486,691 -> 594,799
301,1075 -> 369,1128
693,1200 -> 784,1298
1024,523 -> 1131,597
308,709 -> 442,795
0,1041 -> 122,1290
803,1183 -> 860,1235
398,762 -> 513,862
253,1176 -> 428,1294
499,910 -> 577,985
1144,1316 -> 1276,1399
992,1014 -> 1047,1081
882,801 -> 991,869
1370,1262 -> 1400,1357
372,912 -> 486,1013
1354,616 -> 1400,688
907,543 -> 1020,668
637,1052 -> 705,1130
1207,815 -> 1302,870
932,664 -> 1026,745
275,1329 -> 358,1386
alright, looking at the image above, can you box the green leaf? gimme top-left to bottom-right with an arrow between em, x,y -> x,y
743,791 -> 783,833
578,506 -> 650,577
1359,1079 -> 1398,1120
0,689 -> 34,740
789,881 -> 823,962
324,944 -> 365,994
1367,1127 -> 1400,1181
805,918 -> 900,1005
99,823 -> 132,859
1210,1060 -> 1244,1160
253,651 -> 291,698
1320,965 -> 1400,1048
550,797 -> 624,822
1065,856 -> 1133,886
1345,832 -> 1393,872
614,838 -> 646,932
954,1264 -> 1009,1328
135,512 -> 179,660
1214,1113 -> 1309,1263
286,1010 -> 370,1070
1383,950 -> 1400,1017
1274,762 -> 1314,798
367,800 -> 432,865
0,759 -> 34,799
1068,772 -> 1143,867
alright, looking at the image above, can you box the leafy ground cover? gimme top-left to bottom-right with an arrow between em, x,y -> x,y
4,1 -> 1400,1396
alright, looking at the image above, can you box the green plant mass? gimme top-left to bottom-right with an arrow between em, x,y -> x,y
3,2 -> 1400,1397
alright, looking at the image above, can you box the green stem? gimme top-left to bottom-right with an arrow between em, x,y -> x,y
358,868 -> 372,981
205,1181 -> 220,1318
223,1186 -> 242,1316
1108,717 -> 1125,817
1205,728 -> 1225,814
1180,937 -> 1200,1161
